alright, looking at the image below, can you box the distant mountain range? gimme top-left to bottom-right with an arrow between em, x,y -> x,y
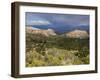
26,24 -> 89,34
26,26 -> 89,39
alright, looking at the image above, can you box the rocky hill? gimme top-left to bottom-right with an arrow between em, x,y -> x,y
26,26 -> 56,37
66,29 -> 89,39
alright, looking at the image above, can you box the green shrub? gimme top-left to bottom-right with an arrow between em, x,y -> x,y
26,32 -> 89,67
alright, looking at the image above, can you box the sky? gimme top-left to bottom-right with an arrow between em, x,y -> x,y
25,12 -> 89,33
26,12 -> 89,26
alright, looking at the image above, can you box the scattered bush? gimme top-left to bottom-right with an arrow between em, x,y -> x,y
26,33 -> 89,67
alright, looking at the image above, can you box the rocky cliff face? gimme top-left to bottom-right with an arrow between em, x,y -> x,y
66,29 -> 89,39
26,26 -> 56,37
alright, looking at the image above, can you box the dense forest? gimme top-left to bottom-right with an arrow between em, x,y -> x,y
26,32 -> 89,67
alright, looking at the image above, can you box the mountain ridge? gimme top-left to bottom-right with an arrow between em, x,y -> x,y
26,26 -> 89,39
66,29 -> 89,39
26,26 -> 56,37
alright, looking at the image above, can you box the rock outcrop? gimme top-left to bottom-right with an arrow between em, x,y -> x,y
26,26 -> 56,37
66,29 -> 89,39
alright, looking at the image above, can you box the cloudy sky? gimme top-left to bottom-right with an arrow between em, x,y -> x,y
26,12 -> 89,26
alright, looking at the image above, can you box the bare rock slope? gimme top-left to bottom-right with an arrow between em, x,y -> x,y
66,29 -> 89,39
26,26 -> 56,37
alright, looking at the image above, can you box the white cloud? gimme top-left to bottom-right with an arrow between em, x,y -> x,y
30,20 -> 51,25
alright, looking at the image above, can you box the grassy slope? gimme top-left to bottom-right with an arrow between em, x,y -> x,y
26,32 -> 89,67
